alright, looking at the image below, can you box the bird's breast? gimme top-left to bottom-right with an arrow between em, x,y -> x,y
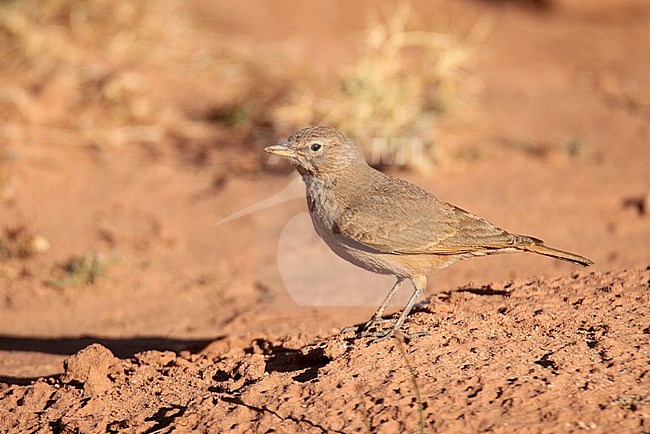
303,176 -> 339,233
302,176 -> 401,275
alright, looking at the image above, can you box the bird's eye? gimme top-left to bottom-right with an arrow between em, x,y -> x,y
310,142 -> 322,152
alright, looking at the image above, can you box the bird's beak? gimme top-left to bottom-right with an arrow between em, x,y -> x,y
264,143 -> 296,159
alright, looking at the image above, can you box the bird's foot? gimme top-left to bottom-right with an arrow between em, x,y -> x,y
341,317 -> 428,344
363,327 -> 428,345
340,316 -> 391,335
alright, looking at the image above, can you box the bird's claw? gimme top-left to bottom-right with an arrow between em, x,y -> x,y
363,328 -> 428,345
341,320 -> 428,345
340,316 -> 390,335
365,328 -> 394,344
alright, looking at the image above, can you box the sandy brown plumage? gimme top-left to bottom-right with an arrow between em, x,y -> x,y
265,126 -> 593,343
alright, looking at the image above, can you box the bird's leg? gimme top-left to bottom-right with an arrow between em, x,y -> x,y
359,277 -> 406,333
341,277 -> 405,335
367,278 -> 427,344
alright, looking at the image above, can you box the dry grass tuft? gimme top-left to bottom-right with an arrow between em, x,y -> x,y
272,4 -> 484,169
48,250 -> 117,288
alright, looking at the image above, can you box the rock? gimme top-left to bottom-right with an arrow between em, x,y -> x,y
62,343 -> 118,396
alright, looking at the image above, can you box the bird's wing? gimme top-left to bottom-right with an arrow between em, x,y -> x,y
333,179 -> 529,255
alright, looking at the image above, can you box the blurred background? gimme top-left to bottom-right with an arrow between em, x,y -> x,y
0,0 -> 648,377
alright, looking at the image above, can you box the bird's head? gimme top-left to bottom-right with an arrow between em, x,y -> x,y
265,126 -> 366,176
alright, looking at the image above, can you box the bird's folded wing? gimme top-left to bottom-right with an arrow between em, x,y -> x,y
333,193 -> 530,255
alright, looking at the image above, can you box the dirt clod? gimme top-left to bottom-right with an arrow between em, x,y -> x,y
62,343 -> 118,396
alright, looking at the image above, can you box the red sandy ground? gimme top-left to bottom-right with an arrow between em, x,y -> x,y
1,1 -> 649,433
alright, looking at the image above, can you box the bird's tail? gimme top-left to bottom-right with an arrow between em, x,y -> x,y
520,238 -> 594,267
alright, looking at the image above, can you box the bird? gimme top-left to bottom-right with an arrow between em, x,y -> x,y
264,126 -> 593,343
